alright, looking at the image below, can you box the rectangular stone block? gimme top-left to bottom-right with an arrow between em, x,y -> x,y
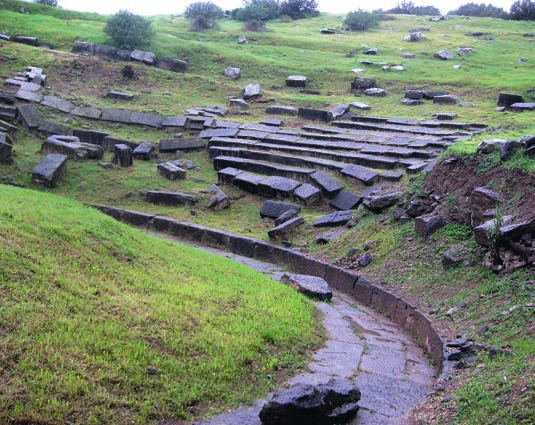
121,210 -> 154,226
231,235 -> 256,258
31,154 -> 68,188
202,228 -> 233,249
152,216 -> 179,233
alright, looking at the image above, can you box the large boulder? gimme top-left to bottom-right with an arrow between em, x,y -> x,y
351,77 -> 376,92
243,83 -> 263,100
404,32 -> 426,42
258,379 -> 361,425
477,139 -> 510,155
157,56 -> 188,73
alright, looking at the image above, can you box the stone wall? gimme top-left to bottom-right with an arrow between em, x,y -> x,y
87,203 -> 450,377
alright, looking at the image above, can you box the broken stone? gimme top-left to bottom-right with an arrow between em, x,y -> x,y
157,56 -> 188,73
17,104 -> 41,129
280,273 -> 332,301
111,144 -> 133,167
314,210 -> 353,227
132,141 -> 156,160
363,192 -> 403,213
341,164 -> 379,186
275,209 -> 299,226
268,217 -> 304,242
260,200 -> 301,219
329,190 -> 362,211
206,184 -> 230,210
243,83 -> 263,100
222,67 -> 241,79
286,75 -> 307,87
106,91 -> 134,101
297,107 -> 332,122
310,171 -> 344,198
258,379 -> 360,425
157,162 -> 186,180
293,183 -> 321,207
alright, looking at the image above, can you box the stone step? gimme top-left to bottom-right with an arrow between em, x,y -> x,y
333,120 -> 468,137
208,143 -> 403,171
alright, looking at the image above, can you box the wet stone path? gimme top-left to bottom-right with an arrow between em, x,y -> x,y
154,234 -> 436,425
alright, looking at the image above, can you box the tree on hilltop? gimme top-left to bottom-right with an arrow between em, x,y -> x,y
509,0 -> 535,20
344,10 -> 381,31
104,10 -> 153,50
279,0 -> 319,19
33,0 -> 59,6
185,2 -> 225,31
449,3 -> 507,18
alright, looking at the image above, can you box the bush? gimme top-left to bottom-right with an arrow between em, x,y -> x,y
344,10 -> 381,31
104,10 -> 153,50
509,0 -> 535,20
449,2 -> 507,18
279,0 -> 319,19
233,1 -> 280,23
33,0 -> 58,5
185,2 -> 225,31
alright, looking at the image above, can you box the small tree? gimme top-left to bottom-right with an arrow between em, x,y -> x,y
33,0 -> 58,5
344,10 -> 381,31
279,0 -> 319,19
185,2 -> 225,31
104,10 -> 153,50
509,0 -> 535,20
450,2 -> 507,18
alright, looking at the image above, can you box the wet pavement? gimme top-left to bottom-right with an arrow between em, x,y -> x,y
153,234 -> 436,425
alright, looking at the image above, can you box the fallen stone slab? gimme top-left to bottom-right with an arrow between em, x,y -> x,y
341,164 -> 379,186
73,129 -> 110,145
145,190 -> 197,205
130,49 -> 156,65
161,116 -> 187,129
349,101 -> 371,110
266,105 -> 297,116
31,154 -> 68,188
101,108 -> 132,124
0,140 -> 13,162
130,112 -> 163,128
258,378 -> 360,425
330,104 -> 349,120
275,209 -> 299,226
133,140 -> 156,160
15,90 -> 43,103
260,118 -> 283,127
316,227 -> 350,245
205,184 -> 230,210
70,106 -> 102,120
433,95 -> 460,105
106,91 -> 134,101
258,176 -> 301,199
329,190 -> 362,211
157,56 -> 188,73
38,120 -> 72,137
497,93 -> 524,108
13,35 -> 39,46
199,128 -> 239,139
17,104 -> 42,129
314,210 -> 353,227
111,144 -> 133,167
351,77 -> 376,92
229,98 -> 249,110
157,162 -> 186,180
280,273 -> 332,301
159,137 -> 205,152
41,96 -> 75,113
310,171 -> 344,198
5,79 -> 41,93
260,200 -> 301,219
510,102 -> 535,112
363,191 -> 403,213
298,107 -> 332,123
286,75 -> 307,87
293,183 -> 321,207
268,217 -> 305,242
102,136 -> 139,152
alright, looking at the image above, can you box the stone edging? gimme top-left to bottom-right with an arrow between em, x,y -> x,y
87,203 -> 452,379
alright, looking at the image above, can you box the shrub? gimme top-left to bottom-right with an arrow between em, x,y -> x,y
121,65 -> 135,79
413,6 -> 441,15
33,0 -> 58,5
509,0 -> 535,20
279,0 -> 319,19
104,10 -> 153,50
234,1 -> 280,22
344,10 -> 381,31
185,2 -> 225,31
449,2 -> 507,18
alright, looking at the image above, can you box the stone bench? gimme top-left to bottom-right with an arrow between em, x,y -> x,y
257,176 -> 302,199
144,190 -> 197,205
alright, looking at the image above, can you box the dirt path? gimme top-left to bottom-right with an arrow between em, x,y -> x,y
153,234 -> 436,424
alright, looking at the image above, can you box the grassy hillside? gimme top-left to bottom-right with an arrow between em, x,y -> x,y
1,0 -> 534,424
0,186 -> 322,424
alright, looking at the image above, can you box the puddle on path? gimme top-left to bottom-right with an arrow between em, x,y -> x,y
150,233 -> 436,424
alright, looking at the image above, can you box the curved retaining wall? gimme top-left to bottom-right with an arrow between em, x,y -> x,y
88,203 -> 450,376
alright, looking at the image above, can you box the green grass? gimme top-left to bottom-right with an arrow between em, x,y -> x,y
1,1 -> 535,423
0,186 -> 323,424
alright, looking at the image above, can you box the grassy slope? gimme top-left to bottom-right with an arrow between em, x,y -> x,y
0,186 -> 322,424
0,1 -> 534,423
